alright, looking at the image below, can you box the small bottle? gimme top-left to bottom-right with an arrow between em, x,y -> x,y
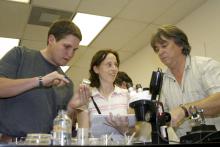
127,84 -> 135,98
136,84 -> 143,93
128,83 -> 138,104
136,84 -> 145,100
52,105 -> 72,146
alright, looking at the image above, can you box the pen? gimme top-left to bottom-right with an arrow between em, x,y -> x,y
90,96 -> 101,114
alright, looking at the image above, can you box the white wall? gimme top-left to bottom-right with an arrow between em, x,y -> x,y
178,0 -> 220,60
120,0 -> 220,86
120,45 -> 164,88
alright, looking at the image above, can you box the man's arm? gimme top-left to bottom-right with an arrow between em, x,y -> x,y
0,71 -> 70,98
171,92 -> 220,127
0,77 -> 39,98
185,92 -> 220,117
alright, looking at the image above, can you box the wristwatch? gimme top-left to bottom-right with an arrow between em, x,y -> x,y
38,76 -> 43,87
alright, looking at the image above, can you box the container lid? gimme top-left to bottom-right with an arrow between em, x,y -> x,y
57,105 -> 67,111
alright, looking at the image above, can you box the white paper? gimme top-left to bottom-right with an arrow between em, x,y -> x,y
90,114 -> 136,138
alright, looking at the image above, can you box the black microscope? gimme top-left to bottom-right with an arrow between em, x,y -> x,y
129,68 -> 171,144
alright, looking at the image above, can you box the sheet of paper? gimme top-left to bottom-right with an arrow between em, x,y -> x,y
90,114 -> 136,138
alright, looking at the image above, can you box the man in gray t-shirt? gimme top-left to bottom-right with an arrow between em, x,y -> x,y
0,20 -> 90,141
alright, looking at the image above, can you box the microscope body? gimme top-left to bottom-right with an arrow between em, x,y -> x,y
129,69 -> 171,144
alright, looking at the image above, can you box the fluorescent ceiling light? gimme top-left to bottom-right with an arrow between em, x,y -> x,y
0,37 -> 20,59
72,12 -> 111,46
7,0 -> 30,3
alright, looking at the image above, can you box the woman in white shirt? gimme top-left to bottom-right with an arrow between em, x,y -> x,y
69,49 -> 134,139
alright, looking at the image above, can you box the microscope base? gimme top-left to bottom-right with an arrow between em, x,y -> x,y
191,124 -> 217,132
180,125 -> 220,143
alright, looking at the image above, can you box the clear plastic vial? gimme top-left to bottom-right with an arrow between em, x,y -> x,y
52,105 -> 72,146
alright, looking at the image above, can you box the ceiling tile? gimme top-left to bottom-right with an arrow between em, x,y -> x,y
78,0 -> 129,17
32,0 -> 80,12
118,0 -> 176,23
90,18 -> 147,50
22,24 -> 48,41
120,24 -> 159,53
154,0 -> 207,24
0,1 -> 30,38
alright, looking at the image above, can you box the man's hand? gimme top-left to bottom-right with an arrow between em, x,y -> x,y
41,71 -> 70,87
170,106 -> 186,128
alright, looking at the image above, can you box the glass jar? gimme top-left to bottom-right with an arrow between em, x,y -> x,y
25,133 -> 52,145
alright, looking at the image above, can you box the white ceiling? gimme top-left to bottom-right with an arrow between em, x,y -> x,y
0,0 -> 207,88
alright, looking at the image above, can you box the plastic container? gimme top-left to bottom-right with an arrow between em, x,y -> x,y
52,105 -> 72,146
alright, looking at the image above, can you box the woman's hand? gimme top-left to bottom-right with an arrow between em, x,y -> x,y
68,84 -> 91,110
105,112 -> 129,135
